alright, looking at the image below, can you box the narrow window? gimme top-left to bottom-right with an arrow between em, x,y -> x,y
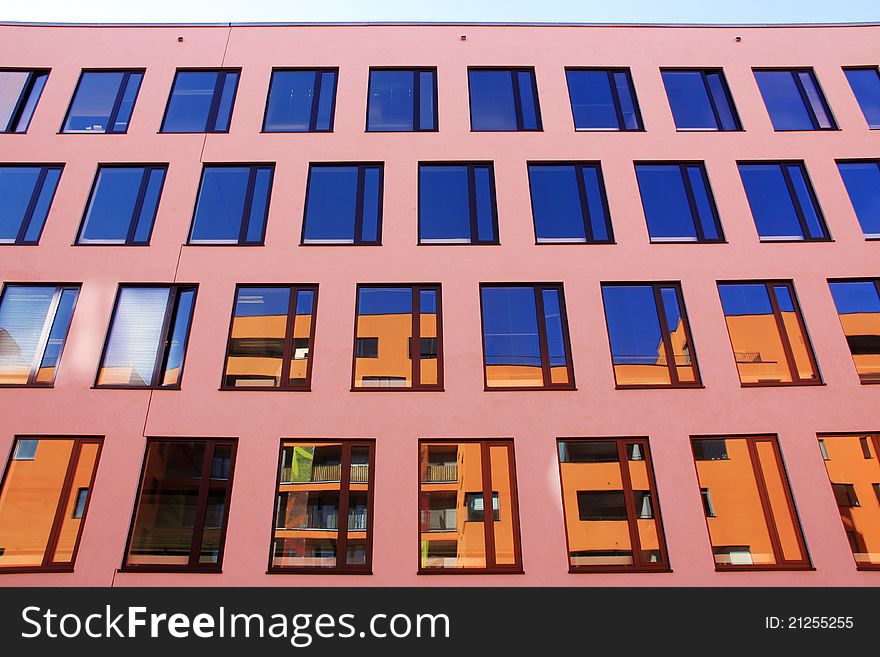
662,69 -> 741,131
635,163 -> 724,243
0,165 -> 62,245
96,285 -> 197,388
843,67 -> 880,129
161,70 -> 239,133
828,279 -> 880,383
123,439 -> 236,572
0,69 -> 49,133
837,160 -> 880,238
468,68 -> 541,132
263,68 -> 337,132
528,163 -> 613,243
76,165 -> 166,245
0,437 -> 101,572
367,68 -> 437,131
480,284 -> 574,390
0,284 -> 79,386
188,165 -> 273,245
754,68 -> 836,131
419,440 -> 522,572
352,285 -> 442,390
601,283 -> 701,387
302,164 -> 382,245
701,488 -> 716,517
565,68 -> 642,131
558,438 -> 668,572
419,163 -> 498,244
691,435 -> 810,569
222,285 -> 317,390
718,281 -> 820,385
62,70 -> 143,134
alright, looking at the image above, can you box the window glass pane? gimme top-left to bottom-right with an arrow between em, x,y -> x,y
738,164 -> 806,240
686,165 -> 720,241
289,289 -> 315,386
613,71 -> 640,130
482,287 -> 542,388
489,445 -> 516,565
542,289 -> 569,385
706,72 -> 738,130
516,70 -> 539,130
660,287 -> 697,383
838,161 -> 880,237
797,70 -> 833,129
0,286 -> 55,385
213,72 -> 238,132
844,68 -> 880,128
161,288 -> 195,387
22,168 -> 61,244
112,72 -> 142,132
419,165 -> 471,242
190,167 -> 250,243
529,165 -> 587,242
0,71 -> 30,130
662,71 -> 717,129
473,166 -> 495,242
225,287 -> 289,388
246,167 -> 272,244
754,439 -> 804,561
79,167 -> 146,243
469,70 -> 517,131
582,166 -> 610,242
566,70 -> 618,129
354,288 -> 413,388
773,284 -> 817,381
754,70 -> 816,130
368,70 -> 414,131
303,166 -> 358,244
829,280 -> 880,382
419,71 -> 435,130
636,164 -> 699,241
63,72 -> 125,133
0,167 -> 44,243
34,288 -> 78,385
264,70 -> 317,131
361,166 -> 381,243
786,164 -> 827,239
50,442 -> 99,563
316,71 -> 337,131
16,73 -> 47,133
133,168 -> 165,244
419,289 -> 439,386
162,71 -> 219,132
602,285 -> 670,386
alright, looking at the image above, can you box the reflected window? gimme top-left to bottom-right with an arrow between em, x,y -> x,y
837,160 -> 880,238
124,439 -> 236,571
468,68 -> 541,131
828,279 -> 880,383
635,163 -> 724,242
353,285 -> 442,390
718,281 -> 820,385
0,284 -> 79,386
419,440 -> 522,572
367,68 -> 436,131
565,68 -> 642,131
188,165 -> 273,245
528,163 -> 613,243
0,437 -> 101,572
161,69 -> 239,133
96,285 -> 196,388
419,163 -> 498,244
601,283 -> 700,387
0,165 -> 62,245
843,67 -> 880,129
754,68 -> 836,131
662,69 -> 741,131
263,68 -> 337,132
558,438 -> 668,571
692,435 -> 810,569
270,440 -> 373,572
222,285 -> 317,389
0,69 -> 49,133
77,165 -> 166,245
302,164 -> 382,245
62,70 -> 143,134
480,284 -> 574,389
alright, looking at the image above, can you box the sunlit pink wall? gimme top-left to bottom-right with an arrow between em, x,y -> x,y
0,22 -> 878,586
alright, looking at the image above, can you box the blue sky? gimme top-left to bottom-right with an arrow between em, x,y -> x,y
1,0 -> 877,24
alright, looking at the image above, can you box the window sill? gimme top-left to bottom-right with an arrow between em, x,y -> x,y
0,384 -> 54,389
568,567 -> 672,574
535,240 -> 616,246
0,566 -> 75,574
573,127 -> 645,133
418,568 -> 524,575
739,381 -> 824,388
219,386 -> 311,392
483,386 -> 577,392
758,238 -> 833,244
615,383 -> 704,390
674,127 -> 744,133
267,569 -> 373,575
350,387 -> 444,392
855,564 -> 880,571
714,565 -> 815,572
649,239 -> 728,245
91,385 -> 182,391
118,567 -> 224,574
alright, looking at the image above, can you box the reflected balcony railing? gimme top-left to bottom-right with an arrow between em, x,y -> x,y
421,464 -> 458,483
281,463 -> 370,484
612,353 -> 692,366
276,512 -> 368,532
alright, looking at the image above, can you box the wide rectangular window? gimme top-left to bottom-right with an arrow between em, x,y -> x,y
692,435 -> 809,569
96,285 -> 197,388
635,162 -> 724,243
601,283 -> 700,387
738,162 -> 829,241
843,67 -> 880,129
565,68 -> 642,131
263,68 -> 337,132
123,439 -> 236,572
837,160 -> 880,238
61,70 -> 143,134
302,164 -> 382,245
367,68 -> 437,131
0,284 -> 79,386
558,438 -> 668,572
270,440 -> 374,573
161,70 -> 239,133
0,165 -> 62,245
828,279 -> 880,383
662,69 -> 741,131
480,284 -> 574,390
222,285 -> 317,390
718,281 -> 820,386
419,440 -> 522,572
0,437 -> 101,572
754,68 -> 836,131
76,165 -> 166,245
818,433 -> 880,569
419,163 -> 498,244
352,285 -> 442,390
528,163 -> 613,243
0,69 -> 49,133
188,165 -> 274,245
468,68 -> 541,132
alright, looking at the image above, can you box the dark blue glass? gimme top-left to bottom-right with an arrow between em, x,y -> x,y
844,68 -> 880,128
662,70 -> 739,130
1,70 -> 49,133
78,166 -> 166,244
469,69 -> 541,131
528,164 -> 613,243
162,70 -> 239,133
542,289 -> 568,368
755,69 -> 835,130
302,165 -> 382,245
602,285 -> 663,367
62,71 -> 143,133
566,69 -> 642,130
718,284 -> 773,317
636,163 -> 723,242
367,69 -> 436,131
37,288 -> 79,375
738,163 -> 828,240
264,69 -> 336,132
838,161 -> 880,238
358,287 -> 412,316
481,287 -> 541,368
829,281 -> 880,315
163,288 -> 196,384
189,165 -> 273,244
0,165 -> 62,244
419,164 -> 497,244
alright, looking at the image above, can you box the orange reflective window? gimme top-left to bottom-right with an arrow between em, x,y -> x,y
828,280 -> 880,383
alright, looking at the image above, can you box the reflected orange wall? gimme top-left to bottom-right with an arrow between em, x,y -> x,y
612,318 -> 690,385
355,313 -> 412,384
838,313 -> 880,379
725,314 -> 791,383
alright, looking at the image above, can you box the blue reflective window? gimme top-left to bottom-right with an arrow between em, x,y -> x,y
528,163 -> 613,243
62,70 -> 143,134
419,164 -> 498,244
837,160 -> 880,238
0,165 -> 62,245
367,69 -> 437,131
263,69 -> 337,132
828,279 -> 880,383
565,68 -> 642,131
1,69 -> 49,133
77,166 -> 166,245
754,69 -> 836,131
302,164 -> 383,245
662,69 -> 740,131
468,69 -> 541,131
738,162 -> 829,241
189,165 -> 273,245
635,163 -> 723,242
844,67 -> 880,129
161,70 -> 239,133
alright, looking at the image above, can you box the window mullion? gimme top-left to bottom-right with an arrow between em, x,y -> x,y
680,164 -> 707,242
204,72 -> 225,132
126,167 -> 152,244
466,165 -> 479,243
745,438 -> 787,564
608,71 -> 626,130
15,166 -> 48,244
534,286 -> 553,387
780,164 -> 812,239
27,286 -> 63,385
187,442 -> 215,568
336,443 -> 352,570
104,72 -> 129,133
278,286 -> 297,388
353,166 -> 365,243
616,440 -> 644,569
151,287 -> 178,387
480,441 -> 497,568
238,166 -> 258,244
42,439 -> 83,567
309,70 -> 323,132
510,71 -> 524,131
412,286 -> 421,388
412,71 -> 421,131
700,72 -> 724,130
767,284 -> 803,382
792,71 -> 820,130
653,285 -> 681,386
574,164 -> 595,242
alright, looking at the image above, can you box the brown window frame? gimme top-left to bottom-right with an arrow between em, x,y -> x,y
120,437 -> 237,573
0,435 -> 102,574
220,284 -> 318,391
267,439 -> 375,575
418,438 -> 523,574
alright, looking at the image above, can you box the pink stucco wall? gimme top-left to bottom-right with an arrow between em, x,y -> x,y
0,21 -> 877,586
